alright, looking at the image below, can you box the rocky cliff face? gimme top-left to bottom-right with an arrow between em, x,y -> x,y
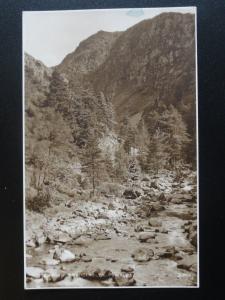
92,13 -> 195,120
56,30 -> 121,89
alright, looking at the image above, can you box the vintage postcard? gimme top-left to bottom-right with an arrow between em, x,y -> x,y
23,7 -> 198,288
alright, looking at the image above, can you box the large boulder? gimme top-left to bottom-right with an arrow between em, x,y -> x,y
113,273 -> 136,286
26,267 -> 44,279
42,269 -> 67,283
138,232 -> 156,242
131,248 -> 154,262
47,231 -> 72,244
53,248 -> 76,263
148,218 -> 162,227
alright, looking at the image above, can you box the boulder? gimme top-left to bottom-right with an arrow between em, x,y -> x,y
26,267 -> 44,279
40,258 -> 60,266
157,246 -> 177,259
81,255 -> 92,262
150,181 -> 158,189
73,236 -> 93,246
42,269 -> 67,283
138,232 -> 156,242
47,231 -> 72,244
132,248 -> 154,262
148,218 -> 162,227
79,267 -> 113,281
158,193 -> 167,202
26,238 -> 37,248
121,266 -> 134,273
95,234 -> 111,241
151,203 -> 165,212
53,248 -> 76,263
159,228 -> 168,234
113,273 -> 136,286
134,224 -> 144,232
123,189 -> 141,199
177,255 -> 197,271
142,177 -> 150,182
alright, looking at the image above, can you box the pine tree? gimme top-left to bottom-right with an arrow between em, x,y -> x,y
81,137 -> 103,196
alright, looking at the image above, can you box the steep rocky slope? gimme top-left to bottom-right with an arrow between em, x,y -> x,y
55,12 -> 196,162
56,30 -> 121,89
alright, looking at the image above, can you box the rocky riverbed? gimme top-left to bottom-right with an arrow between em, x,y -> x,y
25,171 -> 197,288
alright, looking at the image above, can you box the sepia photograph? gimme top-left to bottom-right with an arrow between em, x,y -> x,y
23,7 -> 198,288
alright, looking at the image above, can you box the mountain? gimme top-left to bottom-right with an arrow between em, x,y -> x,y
56,30 -> 121,89
55,12 -> 196,160
24,12 -> 197,211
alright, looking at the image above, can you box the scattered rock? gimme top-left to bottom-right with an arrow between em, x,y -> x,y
47,231 -> 72,244
134,224 -> 144,232
95,234 -> 111,241
113,273 -> 136,286
132,248 -> 154,262
121,266 -> 134,273
73,236 -> 93,246
157,246 -> 177,259
158,193 -> 167,202
42,269 -> 67,283
26,267 -> 44,279
150,181 -> 158,189
53,248 -> 76,263
148,218 -> 162,227
123,189 -> 141,199
159,228 -> 168,234
151,203 -> 165,212
138,232 -> 156,242
177,255 -> 197,272
26,238 -> 37,248
81,255 -> 92,262
79,268 -> 113,281
40,258 -> 60,266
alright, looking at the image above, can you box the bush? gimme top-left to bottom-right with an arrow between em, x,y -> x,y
26,187 -> 51,212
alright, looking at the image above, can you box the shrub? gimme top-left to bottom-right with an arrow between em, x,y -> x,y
26,187 -> 51,213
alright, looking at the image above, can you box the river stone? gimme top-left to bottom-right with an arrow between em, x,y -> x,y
79,267 -> 113,280
26,238 -> 37,248
53,248 -> 76,263
138,232 -> 156,242
40,258 -> 60,266
42,269 -> 67,283
95,234 -> 111,241
123,189 -> 141,199
177,255 -> 196,271
113,273 -> 136,286
157,246 -> 176,259
132,248 -> 154,262
35,231 -> 46,246
26,267 -> 44,279
121,266 -> 134,273
73,236 -> 93,246
47,231 -> 72,244
160,228 -> 168,234
151,203 -> 165,212
81,255 -> 92,262
148,218 -> 162,227
134,224 -> 144,232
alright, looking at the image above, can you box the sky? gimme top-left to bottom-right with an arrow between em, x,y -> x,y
23,7 -> 195,67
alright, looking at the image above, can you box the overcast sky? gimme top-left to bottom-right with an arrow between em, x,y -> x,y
23,7 -> 195,67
